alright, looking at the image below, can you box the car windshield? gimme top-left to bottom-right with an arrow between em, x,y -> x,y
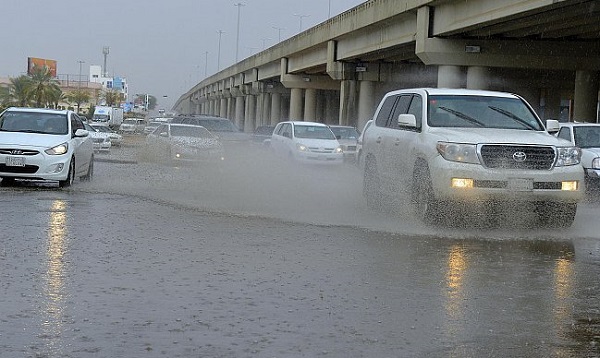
330,126 -> 359,139
294,125 -> 336,139
170,125 -> 214,138
428,95 -> 544,130
196,119 -> 238,132
0,111 -> 68,135
573,126 -> 600,148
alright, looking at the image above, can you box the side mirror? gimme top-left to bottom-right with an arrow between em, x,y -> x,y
398,114 -> 417,128
546,119 -> 559,134
159,132 -> 168,137
74,128 -> 89,137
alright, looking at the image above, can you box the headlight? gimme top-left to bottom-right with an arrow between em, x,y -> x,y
592,157 -> 600,169
296,143 -> 308,152
334,146 -> 343,154
45,142 -> 69,155
555,146 -> 581,166
436,142 -> 479,164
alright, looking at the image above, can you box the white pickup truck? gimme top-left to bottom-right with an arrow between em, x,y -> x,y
361,88 -> 584,227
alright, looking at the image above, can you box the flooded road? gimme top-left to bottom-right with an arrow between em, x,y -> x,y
1,139 -> 600,357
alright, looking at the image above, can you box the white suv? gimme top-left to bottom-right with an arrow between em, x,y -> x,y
362,88 -> 584,227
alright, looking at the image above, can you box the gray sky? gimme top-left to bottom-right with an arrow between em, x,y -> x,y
1,0 -> 365,110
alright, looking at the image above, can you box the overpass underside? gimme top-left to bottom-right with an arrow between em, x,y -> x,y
175,0 -> 600,132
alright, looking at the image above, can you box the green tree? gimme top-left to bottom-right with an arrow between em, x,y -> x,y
7,75 -> 33,107
66,89 -> 91,113
102,89 -> 123,107
28,66 -> 61,108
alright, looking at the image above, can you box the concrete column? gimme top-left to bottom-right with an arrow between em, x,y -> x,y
542,91 -> 561,120
339,80 -> 357,126
467,66 -> 490,90
289,88 -> 304,120
244,94 -> 256,132
208,101 -> 214,115
573,70 -> 599,122
304,88 -> 317,121
235,96 -> 245,129
262,94 -> 271,126
270,92 -> 282,125
358,80 -> 376,131
219,98 -> 227,117
438,65 -> 462,88
227,97 -> 235,119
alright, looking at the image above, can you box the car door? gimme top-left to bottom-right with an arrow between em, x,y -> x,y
379,94 -> 412,192
70,114 -> 92,176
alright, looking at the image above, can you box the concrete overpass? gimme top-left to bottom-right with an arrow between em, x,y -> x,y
173,0 -> 600,132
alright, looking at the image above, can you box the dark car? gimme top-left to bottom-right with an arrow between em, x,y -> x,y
252,125 -> 275,145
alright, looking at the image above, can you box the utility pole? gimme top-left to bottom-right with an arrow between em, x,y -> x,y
272,26 -> 285,42
217,30 -> 225,71
102,46 -> 110,77
77,60 -> 85,90
293,14 -> 310,32
234,2 -> 245,62
204,51 -> 209,77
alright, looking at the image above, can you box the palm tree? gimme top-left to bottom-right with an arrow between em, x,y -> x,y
28,66 -> 61,107
7,75 -> 33,107
102,89 -> 123,107
66,89 -> 91,113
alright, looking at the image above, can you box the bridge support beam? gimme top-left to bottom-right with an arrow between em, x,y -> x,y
244,94 -> 256,132
289,88 -> 303,120
271,92 -> 282,125
234,96 -> 245,129
574,70 -> 599,122
304,89 -> 317,122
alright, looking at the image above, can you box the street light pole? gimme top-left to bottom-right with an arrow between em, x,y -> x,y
204,51 -> 209,77
77,60 -> 85,90
328,0 -> 332,18
234,2 -> 245,62
293,14 -> 310,32
272,26 -> 285,42
217,30 -> 225,71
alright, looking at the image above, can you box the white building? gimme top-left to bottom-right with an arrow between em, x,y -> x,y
89,65 -> 128,104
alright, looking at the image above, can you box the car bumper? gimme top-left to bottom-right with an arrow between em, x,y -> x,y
429,157 -> 585,203
0,153 -> 71,181
295,152 -> 344,164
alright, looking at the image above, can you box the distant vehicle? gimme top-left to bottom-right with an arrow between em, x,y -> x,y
92,106 -> 124,130
270,121 -> 344,165
252,125 -> 276,145
329,125 -> 359,163
170,116 -> 250,143
144,121 -> 163,135
144,123 -> 225,164
0,107 -> 94,187
83,122 -> 111,153
557,122 -> 600,192
90,123 -> 123,147
119,118 -> 146,134
355,119 -> 373,169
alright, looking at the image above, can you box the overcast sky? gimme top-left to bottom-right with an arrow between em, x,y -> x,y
1,0 -> 365,110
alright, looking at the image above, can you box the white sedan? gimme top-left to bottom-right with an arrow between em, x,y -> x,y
84,122 -> 111,153
145,123 -> 224,164
0,107 -> 94,187
91,123 -> 123,146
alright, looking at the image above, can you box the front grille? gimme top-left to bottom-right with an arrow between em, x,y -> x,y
475,180 -> 562,190
480,145 -> 555,170
0,148 -> 39,156
92,138 -> 104,143
308,147 -> 336,153
0,164 -> 39,173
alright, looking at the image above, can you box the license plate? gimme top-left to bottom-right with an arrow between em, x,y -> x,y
6,156 -> 25,167
508,178 -> 533,191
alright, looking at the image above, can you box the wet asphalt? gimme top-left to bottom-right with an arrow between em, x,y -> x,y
1,135 -> 600,358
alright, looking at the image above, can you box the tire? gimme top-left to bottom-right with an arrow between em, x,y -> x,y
412,165 -> 441,225
363,158 -> 382,210
59,158 -> 75,188
80,157 -> 94,181
536,202 -> 577,228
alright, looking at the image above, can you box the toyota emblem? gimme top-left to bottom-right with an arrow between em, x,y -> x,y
512,151 -> 527,162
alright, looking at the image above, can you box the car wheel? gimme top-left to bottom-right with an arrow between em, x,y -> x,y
536,202 -> 577,228
363,158 -> 382,210
412,165 -> 441,225
59,158 -> 75,188
80,157 -> 94,181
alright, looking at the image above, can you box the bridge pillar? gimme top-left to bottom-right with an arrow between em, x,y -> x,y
339,80 -> 357,126
219,98 -> 227,118
304,89 -> 317,121
234,96 -> 245,129
573,70 -> 599,122
358,80 -> 376,131
438,65 -> 463,88
290,88 -> 304,120
270,92 -> 282,125
467,66 -> 491,90
244,94 -> 256,132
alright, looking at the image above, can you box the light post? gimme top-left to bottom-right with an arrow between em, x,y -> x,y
217,30 -> 225,71
328,0 -> 331,18
272,26 -> 285,42
77,60 -> 85,91
234,2 -> 245,62
204,51 -> 209,77
293,14 -> 310,32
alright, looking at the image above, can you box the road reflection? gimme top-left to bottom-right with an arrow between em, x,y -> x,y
40,199 -> 68,356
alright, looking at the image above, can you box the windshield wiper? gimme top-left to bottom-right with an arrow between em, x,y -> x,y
438,106 -> 485,127
488,106 -> 537,130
